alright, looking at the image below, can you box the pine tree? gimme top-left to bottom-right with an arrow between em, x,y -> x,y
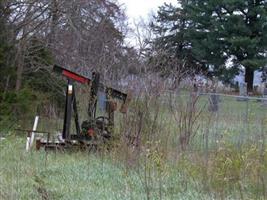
0,2 -> 14,94
185,0 -> 231,81
152,0 -> 267,90
150,1 -> 207,87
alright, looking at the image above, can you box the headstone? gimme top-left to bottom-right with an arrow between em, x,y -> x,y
254,85 -> 259,93
262,86 -> 267,106
237,82 -> 248,101
263,87 -> 267,97
234,81 -> 239,92
208,93 -> 219,112
208,79 -> 219,112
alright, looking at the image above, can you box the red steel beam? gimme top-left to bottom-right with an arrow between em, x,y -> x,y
54,65 -> 91,84
62,70 -> 89,84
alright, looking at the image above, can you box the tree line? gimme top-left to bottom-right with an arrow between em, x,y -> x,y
0,0 -> 141,128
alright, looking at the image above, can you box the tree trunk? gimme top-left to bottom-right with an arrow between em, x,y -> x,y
15,66 -> 23,92
15,2 -> 34,92
15,46 -> 24,92
49,0 -> 59,46
2,75 -> 10,101
245,67 -> 254,92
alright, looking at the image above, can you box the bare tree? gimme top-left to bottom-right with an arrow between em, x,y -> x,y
1,0 -> 129,92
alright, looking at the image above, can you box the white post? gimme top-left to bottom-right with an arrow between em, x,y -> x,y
30,116 -> 39,147
26,116 -> 39,151
26,136 -> 30,151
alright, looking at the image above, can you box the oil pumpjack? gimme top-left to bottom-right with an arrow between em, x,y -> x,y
36,65 -> 130,150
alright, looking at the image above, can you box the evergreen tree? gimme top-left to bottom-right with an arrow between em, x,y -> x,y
225,0 -> 267,90
152,0 -> 267,90
0,1 -> 15,95
185,0 -> 231,82
150,1 -> 207,87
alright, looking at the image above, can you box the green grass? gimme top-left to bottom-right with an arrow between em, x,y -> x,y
0,136 -> 214,200
1,135 -> 266,200
1,93 -> 267,200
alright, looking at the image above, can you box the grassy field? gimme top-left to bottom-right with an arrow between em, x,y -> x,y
1,93 -> 267,200
0,136 -> 212,200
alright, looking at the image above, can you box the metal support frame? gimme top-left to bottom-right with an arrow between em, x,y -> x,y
33,65 -> 130,150
73,88 -> 81,136
55,65 -> 128,142
62,79 -> 81,140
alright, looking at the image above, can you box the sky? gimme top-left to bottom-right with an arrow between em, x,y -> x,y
118,0 -> 177,46
118,0 -> 177,20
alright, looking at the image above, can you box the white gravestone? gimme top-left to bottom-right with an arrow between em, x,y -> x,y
237,83 -> 248,101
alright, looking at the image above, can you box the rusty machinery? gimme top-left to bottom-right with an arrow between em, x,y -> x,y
36,65 -> 130,150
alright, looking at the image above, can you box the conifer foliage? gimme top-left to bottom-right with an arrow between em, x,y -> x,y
152,0 -> 267,89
